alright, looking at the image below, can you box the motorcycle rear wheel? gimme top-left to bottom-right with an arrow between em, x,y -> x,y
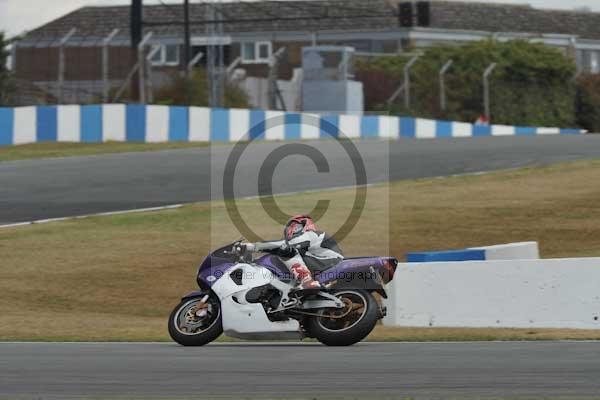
168,292 -> 223,346
306,289 -> 379,346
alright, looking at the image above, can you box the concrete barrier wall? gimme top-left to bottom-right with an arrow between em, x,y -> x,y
407,241 -> 540,262
470,242 -> 540,261
0,104 -> 586,146
383,257 -> 600,329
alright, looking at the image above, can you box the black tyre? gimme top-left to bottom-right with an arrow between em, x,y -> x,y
168,291 -> 223,346
306,289 -> 379,346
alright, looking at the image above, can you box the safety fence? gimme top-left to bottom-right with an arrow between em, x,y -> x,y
0,104 -> 586,146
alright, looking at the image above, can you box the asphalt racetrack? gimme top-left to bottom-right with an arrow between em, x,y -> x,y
1,342 -> 600,399
2,135 -> 600,224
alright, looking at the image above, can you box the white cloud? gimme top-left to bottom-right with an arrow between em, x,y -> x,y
1,0 -> 599,38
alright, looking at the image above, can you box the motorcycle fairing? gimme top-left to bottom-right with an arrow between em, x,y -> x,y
314,256 -> 396,297
253,254 -> 293,281
181,290 -> 205,301
318,257 -> 387,280
210,263 -> 301,340
197,262 -> 236,289
196,244 -> 293,289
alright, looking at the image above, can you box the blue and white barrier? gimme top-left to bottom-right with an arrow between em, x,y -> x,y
0,104 -> 586,146
469,241 -> 540,261
406,249 -> 486,262
406,241 -> 540,262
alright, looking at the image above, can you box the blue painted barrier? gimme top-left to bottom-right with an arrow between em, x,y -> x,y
0,104 -> 587,146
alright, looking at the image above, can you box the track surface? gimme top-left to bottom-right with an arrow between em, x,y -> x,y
1,342 -> 600,399
2,135 -> 600,224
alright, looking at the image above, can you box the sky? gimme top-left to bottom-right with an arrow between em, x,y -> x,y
1,0 -> 599,38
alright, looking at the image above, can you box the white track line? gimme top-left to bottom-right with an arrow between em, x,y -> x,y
0,204 -> 185,229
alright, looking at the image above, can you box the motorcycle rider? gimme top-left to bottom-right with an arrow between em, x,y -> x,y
246,215 -> 343,291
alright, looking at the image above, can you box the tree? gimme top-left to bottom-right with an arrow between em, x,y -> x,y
576,74 -> 600,133
0,32 -> 16,106
356,40 -> 578,127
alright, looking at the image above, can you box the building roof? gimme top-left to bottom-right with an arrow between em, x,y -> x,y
430,1 -> 600,40
21,0 -> 397,43
19,0 -> 600,44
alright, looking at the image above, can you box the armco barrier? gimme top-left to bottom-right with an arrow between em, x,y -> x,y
383,257 -> 600,329
0,104 -> 586,146
407,241 -> 539,262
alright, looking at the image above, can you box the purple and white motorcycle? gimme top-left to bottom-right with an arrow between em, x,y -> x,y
168,224 -> 397,346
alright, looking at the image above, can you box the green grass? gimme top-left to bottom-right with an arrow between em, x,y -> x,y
2,159 -> 600,341
0,141 -> 211,162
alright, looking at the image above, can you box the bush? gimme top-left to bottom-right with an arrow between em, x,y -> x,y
356,40 -> 578,127
576,74 -> 600,133
154,68 -> 250,108
355,59 -> 404,111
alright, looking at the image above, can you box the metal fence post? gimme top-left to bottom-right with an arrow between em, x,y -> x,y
404,55 -> 419,109
145,45 -> 162,104
187,52 -> 205,77
138,32 -> 153,104
206,2 -> 225,108
183,0 -> 191,78
102,29 -> 120,103
57,28 -> 76,104
226,56 -> 241,81
10,42 -> 17,71
439,59 -> 453,111
483,62 -> 497,120
268,47 -> 287,110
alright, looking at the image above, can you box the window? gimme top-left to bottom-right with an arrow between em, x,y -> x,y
165,44 -> 180,65
149,44 -> 180,66
258,42 -> 270,59
241,41 -> 272,63
242,42 -> 256,61
590,51 -> 599,74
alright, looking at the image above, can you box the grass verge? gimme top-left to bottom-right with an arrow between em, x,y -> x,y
0,141 -> 211,162
1,159 -> 600,341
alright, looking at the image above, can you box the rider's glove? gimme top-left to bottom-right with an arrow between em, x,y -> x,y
279,243 -> 295,258
234,244 -> 247,256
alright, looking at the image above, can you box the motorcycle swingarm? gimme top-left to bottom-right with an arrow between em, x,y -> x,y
299,291 -> 345,310
269,291 -> 344,313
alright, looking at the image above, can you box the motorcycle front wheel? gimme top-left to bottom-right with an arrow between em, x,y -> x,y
168,291 -> 223,346
306,289 -> 379,346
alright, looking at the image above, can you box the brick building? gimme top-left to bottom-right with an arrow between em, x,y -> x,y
11,0 -> 600,105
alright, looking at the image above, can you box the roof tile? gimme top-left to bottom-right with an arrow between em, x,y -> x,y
20,1 -> 600,42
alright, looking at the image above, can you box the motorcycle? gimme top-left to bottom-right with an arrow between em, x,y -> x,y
168,221 -> 398,346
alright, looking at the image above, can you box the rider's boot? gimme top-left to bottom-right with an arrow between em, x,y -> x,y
290,262 -> 322,293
